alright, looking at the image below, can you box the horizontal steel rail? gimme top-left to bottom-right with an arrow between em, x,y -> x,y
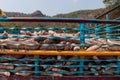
0,50 -> 120,56
0,17 -> 120,24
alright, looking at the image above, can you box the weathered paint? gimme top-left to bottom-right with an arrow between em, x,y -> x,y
0,17 -> 120,24
6,76 -> 120,80
0,50 -> 120,56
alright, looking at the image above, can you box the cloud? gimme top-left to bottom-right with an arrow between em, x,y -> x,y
72,0 -> 79,3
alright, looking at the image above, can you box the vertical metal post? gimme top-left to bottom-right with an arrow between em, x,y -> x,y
80,23 -> 85,50
87,24 -> 91,38
34,55 -> 39,74
117,57 -> 120,75
95,24 -> 99,38
105,14 -> 109,44
79,23 -> 85,75
79,56 -> 84,75
106,14 -> 109,20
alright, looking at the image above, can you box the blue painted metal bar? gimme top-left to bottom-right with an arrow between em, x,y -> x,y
34,58 -> 40,74
0,17 -> 120,24
0,55 -> 119,76
80,23 -> 85,46
105,14 -> 109,43
95,24 -> 99,38
87,24 -> 91,38
117,57 -> 120,75
79,57 -> 84,75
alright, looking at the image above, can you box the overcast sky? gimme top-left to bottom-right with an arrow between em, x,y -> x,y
0,0 -> 105,16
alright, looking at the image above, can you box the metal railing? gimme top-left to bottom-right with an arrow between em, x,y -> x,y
0,5 -> 119,77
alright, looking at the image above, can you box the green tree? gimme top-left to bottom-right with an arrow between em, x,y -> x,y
103,0 -> 120,7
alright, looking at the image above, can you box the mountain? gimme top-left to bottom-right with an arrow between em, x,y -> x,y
54,8 -> 104,18
5,8 -> 104,18
30,10 -> 45,17
6,10 -> 45,17
0,9 -> 105,28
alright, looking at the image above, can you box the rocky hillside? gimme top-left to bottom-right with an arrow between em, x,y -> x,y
5,10 -> 46,17
54,8 -> 104,18
0,8 -> 105,28
5,8 -> 104,18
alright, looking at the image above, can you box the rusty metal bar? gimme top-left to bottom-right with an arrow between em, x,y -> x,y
0,50 -> 120,56
0,17 -> 120,24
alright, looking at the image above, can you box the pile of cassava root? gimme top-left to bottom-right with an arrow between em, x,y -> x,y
0,30 -> 119,77
0,54 -> 117,77
0,30 -> 120,51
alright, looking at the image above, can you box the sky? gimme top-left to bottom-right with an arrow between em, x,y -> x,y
0,0 -> 105,16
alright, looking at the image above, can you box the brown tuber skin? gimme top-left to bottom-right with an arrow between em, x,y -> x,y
73,46 -> 80,51
0,65 -> 14,70
108,46 -> 120,51
49,73 -> 63,77
86,45 -> 101,51
0,70 -> 10,77
15,72 -> 32,76
15,66 -> 32,70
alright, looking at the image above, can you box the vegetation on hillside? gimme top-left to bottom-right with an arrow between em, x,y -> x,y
103,0 -> 120,7
102,0 -> 120,19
